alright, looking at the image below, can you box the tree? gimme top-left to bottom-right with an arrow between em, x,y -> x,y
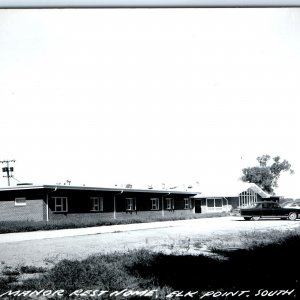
241,154 -> 294,194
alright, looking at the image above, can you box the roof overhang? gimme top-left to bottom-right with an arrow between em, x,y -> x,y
246,184 -> 270,198
0,184 -> 199,196
192,182 -> 270,199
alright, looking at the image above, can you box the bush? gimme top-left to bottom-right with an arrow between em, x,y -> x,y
0,213 -> 229,234
22,251 -> 156,293
2,268 -> 20,276
20,265 -> 47,274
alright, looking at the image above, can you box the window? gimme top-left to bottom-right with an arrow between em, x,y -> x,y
262,202 -> 272,209
15,198 -> 26,206
207,199 -> 215,207
239,189 -> 258,207
90,197 -> 103,212
126,198 -> 136,211
215,198 -> 222,207
184,198 -> 192,209
206,198 -> 223,211
166,198 -> 174,210
52,197 -> 68,212
151,198 -> 159,210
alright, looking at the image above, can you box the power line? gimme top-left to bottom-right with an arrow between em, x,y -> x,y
0,159 -> 16,186
11,176 -> 21,183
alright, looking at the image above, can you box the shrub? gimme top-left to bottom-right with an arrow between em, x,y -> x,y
22,251 -> 156,294
20,265 -> 47,274
2,268 -> 20,276
0,213 -> 229,234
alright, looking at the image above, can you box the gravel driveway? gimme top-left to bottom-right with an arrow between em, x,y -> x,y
1,216 -> 300,268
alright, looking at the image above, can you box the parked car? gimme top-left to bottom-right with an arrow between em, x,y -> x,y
281,202 -> 300,209
240,201 -> 300,221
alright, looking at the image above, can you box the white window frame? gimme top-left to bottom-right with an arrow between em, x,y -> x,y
90,197 -> 103,212
52,197 -> 68,212
151,198 -> 159,210
184,198 -> 191,209
126,198 -> 136,211
239,189 -> 258,208
206,198 -> 223,211
214,198 -> 223,208
166,198 -> 174,210
15,197 -> 26,206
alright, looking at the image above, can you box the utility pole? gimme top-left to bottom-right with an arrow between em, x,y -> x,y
1,160 -> 16,186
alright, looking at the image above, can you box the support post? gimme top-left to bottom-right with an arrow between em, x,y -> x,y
162,192 -> 170,217
113,190 -> 123,220
113,195 -> 116,220
46,193 -> 49,222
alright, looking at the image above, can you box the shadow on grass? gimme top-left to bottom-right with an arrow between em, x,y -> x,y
128,235 -> 300,296
130,246 -> 299,292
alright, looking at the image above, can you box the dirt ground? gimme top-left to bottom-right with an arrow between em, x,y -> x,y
1,216 -> 300,269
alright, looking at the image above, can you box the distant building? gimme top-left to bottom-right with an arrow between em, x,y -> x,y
193,182 -> 270,213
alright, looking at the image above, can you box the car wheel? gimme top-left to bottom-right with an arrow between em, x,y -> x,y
244,217 -> 251,221
288,212 -> 297,221
251,216 -> 260,221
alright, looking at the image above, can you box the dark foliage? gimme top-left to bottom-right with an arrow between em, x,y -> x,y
241,154 -> 294,194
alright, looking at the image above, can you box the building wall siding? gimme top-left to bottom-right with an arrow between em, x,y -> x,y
228,197 -> 239,208
47,190 -> 195,220
50,212 -> 115,221
0,188 -> 197,222
0,199 -> 44,221
116,209 -> 194,219
48,209 -> 195,221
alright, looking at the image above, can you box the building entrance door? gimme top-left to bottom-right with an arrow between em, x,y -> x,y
195,200 -> 202,213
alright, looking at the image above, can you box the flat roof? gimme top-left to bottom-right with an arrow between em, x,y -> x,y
0,184 -> 199,195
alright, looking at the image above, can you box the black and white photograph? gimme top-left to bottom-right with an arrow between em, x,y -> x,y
0,2 -> 300,299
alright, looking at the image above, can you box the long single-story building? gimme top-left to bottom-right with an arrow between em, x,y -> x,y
0,184 -> 199,222
0,182 -> 279,222
193,182 -> 271,213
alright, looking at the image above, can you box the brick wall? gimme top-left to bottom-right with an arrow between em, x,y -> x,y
48,209 -> 195,222
50,212 -> 114,222
115,209 -> 194,219
0,199 -> 45,221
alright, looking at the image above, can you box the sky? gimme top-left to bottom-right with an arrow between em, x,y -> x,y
0,8 -> 300,197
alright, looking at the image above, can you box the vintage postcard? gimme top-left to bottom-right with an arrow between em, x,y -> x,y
0,4 -> 299,299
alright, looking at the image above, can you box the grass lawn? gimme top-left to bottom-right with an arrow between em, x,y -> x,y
1,229 -> 299,299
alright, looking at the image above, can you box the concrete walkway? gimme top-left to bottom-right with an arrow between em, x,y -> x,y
0,218 -> 213,244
